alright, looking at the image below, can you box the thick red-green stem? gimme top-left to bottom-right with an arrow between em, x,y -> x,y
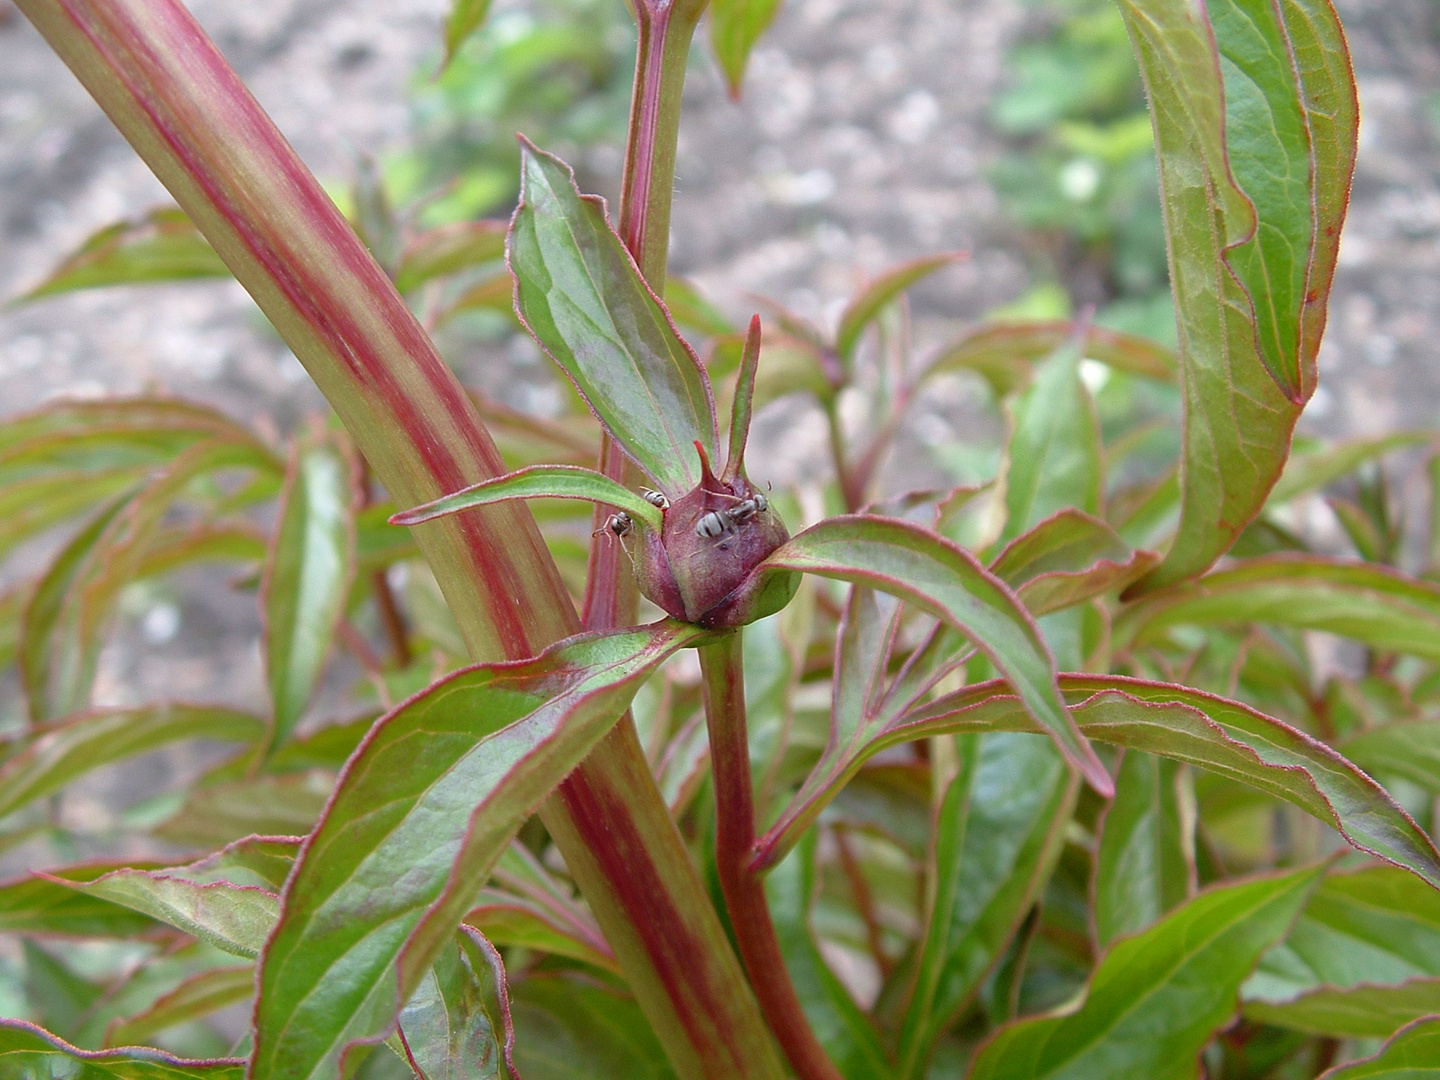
14,1 -> 782,1076
700,632 -> 847,1080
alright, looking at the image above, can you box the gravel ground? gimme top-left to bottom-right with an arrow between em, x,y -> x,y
0,0 -> 1438,820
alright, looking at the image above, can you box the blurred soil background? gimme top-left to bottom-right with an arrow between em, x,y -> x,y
0,0 -> 1438,825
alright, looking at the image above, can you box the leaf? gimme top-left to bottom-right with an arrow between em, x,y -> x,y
834,253 -> 964,365
0,704 -> 265,820
1270,432 -> 1435,504
709,0 -> 785,98
24,938 -> 105,1040
106,965 -> 255,1047
895,676 -> 1440,891
964,866 -> 1322,1080
263,438 -> 358,750
755,516 -> 1111,798
394,220 -> 507,294
898,733 -> 1078,1079
765,831 -> 893,1080
0,1018 -> 244,1078
510,143 -> 718,495
253,621 -> 710,1080
392,464 -> 663,532
1242,866 -> 1440,1037
17,207 -> 229,300
443,0 -> 494,66
1121,555 -> 1440,664
396,927 -> 517,1080
1319,1015 -> 1440,1078
989,509 -> 1159,616
724,316 -> 762,482
58,869 -> 281,958
508,977 -> 678,1080
926,321 -> 1176,399
1342,722 -> 1440,792
999,331 -> 1103,544
1119,0 -> 1356,593
1092,751 -> 1195,948
0,861 -> 163,937
153,773 -> 332,849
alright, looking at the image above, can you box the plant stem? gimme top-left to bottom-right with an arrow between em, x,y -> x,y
700,631 -> 847,1080
15,2 -> 785,1075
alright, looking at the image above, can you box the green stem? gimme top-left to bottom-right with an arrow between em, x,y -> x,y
700,632 -> 847,1080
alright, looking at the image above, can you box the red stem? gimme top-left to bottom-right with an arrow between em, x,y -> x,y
700,632 -> 847,1080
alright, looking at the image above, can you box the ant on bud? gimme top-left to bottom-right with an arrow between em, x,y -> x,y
694,492 -> 769,538
640,488 -> 670,511
594,511 -> 632,539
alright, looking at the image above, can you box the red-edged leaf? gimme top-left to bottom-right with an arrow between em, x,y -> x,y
252,621 -> 709,1080
1319,1015 -> 1440,1078
990,509 -> 1159,615
395,927 -> 518,1080
834,253 -> 965,365
105,965 -> 255,1047
0,1018 -> 245,1078
393,464 -> 662,532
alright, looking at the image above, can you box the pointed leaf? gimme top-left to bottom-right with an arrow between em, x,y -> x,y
1271,432 -> 1436,504
766,831 -> 893,1080
835,253 -> 964,365
1242,866 -> 1440,1037
755,516 -> 1111,795
709,0 -> 784,98
396,927 -> 517,1080
1000,333 -> 1103,543
896,676 -> 1440,890
0,861 -> 164,937
0,704 -> 264,820
253,621 -> 709,1080
0,1019 -> 244,1078
59,869 -> 280,958
106,965 -> 255,1047
723,315 -> 762,483
393,464 -> 662,532
17,207 -> 228,300
898,733 -> 1078,1079
510,143 -> 718,495
1122,555 -> 1440,664
1092,751 -> 1195,948
1319,1015 -> 1440,1078
964,866 -> 1322,1080
264,439 -> 358,749
443,0 -> 494,65
990,509 -> 1158,616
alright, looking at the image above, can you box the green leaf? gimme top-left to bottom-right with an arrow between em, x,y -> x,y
0,1018 -> 244,1078
766,831 -> 893,1080
264,439 -> 357,750
253,621 -> 710,1080
709,0 -> 784,98
0,704 -> 265,820
1119,0 -> 1356,593
1319,1015 -> 1440,1078
756,516 -> 1111,797
990,510 -> 1159,616
1270,432 -> 1436,504
153,772 -> 332,849
999,332 -> 1103,543
0,861 -> 163,937
926,321 -> 1176,399
834,254 -> 963,365
1242,866 -> 1440,1037
16,207 -> 229,300
964,866 -> 1322,1080
898,733 -> 1078,1079
393,464 -> 662,532
896,676 -> 1440,891
174,835 -> 302,891
396,927 -> 516,1080
394,220 -> 507,294
58,869 -> 281,958
443,0 -> 494,66
510,143 -> 718,495
106,965 -> 256,1047
1121,556 -> 1440,664
1342,722 -> 1440,793
0,467 -> 146,562
24,939 -> 105,1041
1092,751 -> 1195,948
508,978 -> 677,1080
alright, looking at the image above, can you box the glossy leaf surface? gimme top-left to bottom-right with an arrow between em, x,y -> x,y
393,464 -> 663,532
990,510 -> 1157,616
396,927 -> 516,1080
253,621 -> 709,1080
263,439 -> 356,749
966,867 -> 1322,1080
510,144 -> 717,495
1320,1016 -> 1440,1078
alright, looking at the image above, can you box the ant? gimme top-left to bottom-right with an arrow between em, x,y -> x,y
695,492 -> 769,538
